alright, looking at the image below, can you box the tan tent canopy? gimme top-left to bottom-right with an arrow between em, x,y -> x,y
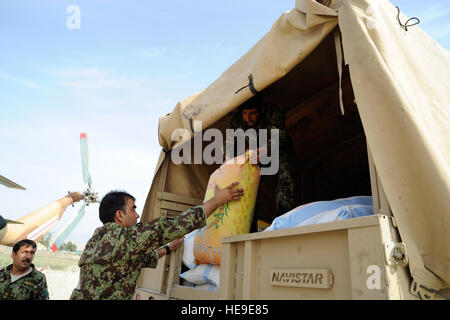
143,0 -> 450,291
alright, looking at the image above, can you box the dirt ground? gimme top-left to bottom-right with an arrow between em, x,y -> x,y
41,266 -> 80,300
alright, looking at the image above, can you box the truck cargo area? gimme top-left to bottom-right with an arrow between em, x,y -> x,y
133,31 -> 425,300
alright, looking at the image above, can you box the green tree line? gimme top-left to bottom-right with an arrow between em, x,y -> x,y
40,233 -> 78,252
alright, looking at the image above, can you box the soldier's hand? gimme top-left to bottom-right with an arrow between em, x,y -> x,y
214,182 -> 244,206
168,238 -> 184,252
68,191 -> 84,203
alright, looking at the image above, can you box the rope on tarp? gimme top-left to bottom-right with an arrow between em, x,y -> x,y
316,0 -> 332,6
418,284 -> 449,300
395,6 -> 420,32
235,74 -> 260,95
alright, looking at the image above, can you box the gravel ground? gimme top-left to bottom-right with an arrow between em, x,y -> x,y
41,266 -> 80,300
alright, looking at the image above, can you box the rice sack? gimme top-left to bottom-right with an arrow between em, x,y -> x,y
193,152 -> 260,265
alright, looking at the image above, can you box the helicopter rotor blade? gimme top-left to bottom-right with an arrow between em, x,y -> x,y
0,174 -> 26,190
49,204 -> 86,252
80,133 -> 92,188
5,219 -> 24,225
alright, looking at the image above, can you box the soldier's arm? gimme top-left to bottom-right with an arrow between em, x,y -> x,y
149,182 -> 244,260
155,238 -> 184,259
134,205 -> 205,256
265,104 -> 291,154
223,112 -> 243,161
139,239 -> 185,269
269,106 -> 286,130
132,183 -> 244,257
141,248 -> 159,268
271,107 -> 290,150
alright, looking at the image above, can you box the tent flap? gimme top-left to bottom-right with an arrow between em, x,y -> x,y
339,0 -> 450,288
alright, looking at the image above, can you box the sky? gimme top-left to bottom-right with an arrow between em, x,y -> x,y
1,0 -> 449,249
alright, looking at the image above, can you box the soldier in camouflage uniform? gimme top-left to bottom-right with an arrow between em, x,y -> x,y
0,239 -> 49,300
224,96 -> 296,231
70,184 -> 243,300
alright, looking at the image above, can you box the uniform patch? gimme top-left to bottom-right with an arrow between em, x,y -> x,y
23,280 -> 37,289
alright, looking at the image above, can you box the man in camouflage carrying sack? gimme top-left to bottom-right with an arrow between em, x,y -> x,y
70,183 -> 243,300
0,239 -> 49,300
224,95 -> 296,232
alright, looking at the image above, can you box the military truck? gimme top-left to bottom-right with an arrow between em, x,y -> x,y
133,0 -> 450,300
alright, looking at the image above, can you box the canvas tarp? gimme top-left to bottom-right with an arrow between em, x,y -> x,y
337,0 -> 450,290
144,0 -> 450,290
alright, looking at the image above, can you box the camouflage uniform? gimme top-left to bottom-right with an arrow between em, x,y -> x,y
70,205 -> 206,300
0,264 -> 49,300
225,102 -> 296,227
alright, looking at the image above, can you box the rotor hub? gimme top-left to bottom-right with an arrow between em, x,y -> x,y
83,188 -> 99,205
